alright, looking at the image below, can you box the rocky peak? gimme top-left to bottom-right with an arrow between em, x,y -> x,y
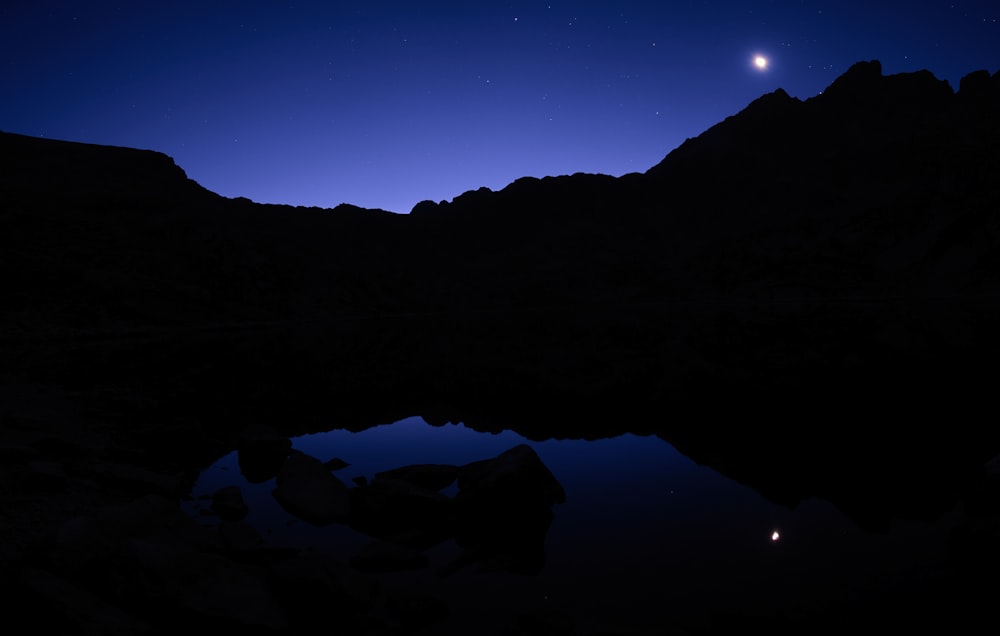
0,131 -> 214,203
645,59 -> 982,185
819,59 -> 885,100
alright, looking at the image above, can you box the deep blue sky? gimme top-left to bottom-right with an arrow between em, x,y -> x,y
2,1 -> 998,213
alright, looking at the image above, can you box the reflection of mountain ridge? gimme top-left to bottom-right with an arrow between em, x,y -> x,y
5,312 -> 1000,633
658,411 -> 1000,531
20,311 -> 995,536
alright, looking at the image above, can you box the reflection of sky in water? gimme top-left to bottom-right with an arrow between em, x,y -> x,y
187,416 -> 961,632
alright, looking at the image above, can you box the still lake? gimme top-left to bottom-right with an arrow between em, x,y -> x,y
186,415 -> 961,634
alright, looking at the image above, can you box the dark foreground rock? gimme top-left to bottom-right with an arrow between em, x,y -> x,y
374,463 -> 459,491
211,485 -> 249,521
445,445 -> 566,576
0,409 -> 571,635
272,450 -> 351,524
349,475 -> 455,545
238,425 -> 293,483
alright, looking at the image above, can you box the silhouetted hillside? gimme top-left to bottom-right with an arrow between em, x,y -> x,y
645,60 -> 1000,298
3,60 -> 1000,406
1,132 -> 411,332
5,60 -> 999,333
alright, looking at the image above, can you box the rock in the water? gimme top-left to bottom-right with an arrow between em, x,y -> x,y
211,485 -> 248,522
374,463 -> 459,491
237,424 -> 292,483
449,444 -> 565,576
272,451 -> 350,524
349,476 -> 454,541
457,444 -> 566,508
324,457 -> 350,471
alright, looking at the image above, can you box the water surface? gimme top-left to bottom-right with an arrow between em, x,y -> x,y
188,416 -> 961,633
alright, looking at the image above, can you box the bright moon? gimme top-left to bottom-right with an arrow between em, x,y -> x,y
754,55 -> 768,70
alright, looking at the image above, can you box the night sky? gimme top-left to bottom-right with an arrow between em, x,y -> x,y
2,2 -> 998,213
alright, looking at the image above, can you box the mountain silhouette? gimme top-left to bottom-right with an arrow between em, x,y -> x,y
4,61 -> 999,395
2,60 -> 999,413
5,61 -> 998,330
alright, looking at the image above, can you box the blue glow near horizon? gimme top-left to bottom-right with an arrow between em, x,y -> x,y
2,1 -> 997,212
192,416 -> 689,500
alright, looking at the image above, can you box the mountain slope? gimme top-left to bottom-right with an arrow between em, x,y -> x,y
2,60 -> 999,333
641,60 -> 1000,298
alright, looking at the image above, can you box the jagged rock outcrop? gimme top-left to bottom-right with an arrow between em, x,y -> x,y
0,132 -> 215,202
272,451 -> 351,524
